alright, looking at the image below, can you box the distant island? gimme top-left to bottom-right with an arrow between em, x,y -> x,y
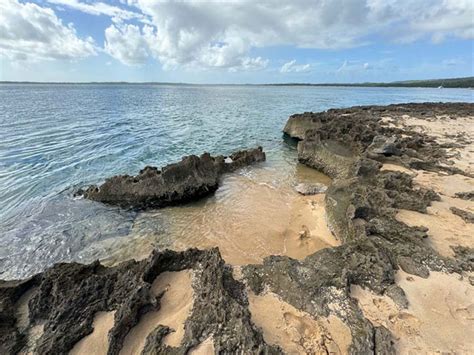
1,76 -> 473,88
265,76 -> 474,88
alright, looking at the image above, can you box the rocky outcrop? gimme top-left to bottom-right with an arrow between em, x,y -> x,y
78,147 -> 265,209
242,102 -> 474,353
0,249 -> 280,355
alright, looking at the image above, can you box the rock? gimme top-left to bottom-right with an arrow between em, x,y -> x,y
283,113 -> 322,140
295,183 -> 327,195
0,249 -> 280,355
450,207 -> 474,223
367,135 -> 401,157
298,135 -> 357,180
454,191 -> 474,201
79,147 -> 265,209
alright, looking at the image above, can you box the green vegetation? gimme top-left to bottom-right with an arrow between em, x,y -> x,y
266,76 -> 474,88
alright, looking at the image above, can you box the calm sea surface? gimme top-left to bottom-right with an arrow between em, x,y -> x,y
0,84 -> 472,278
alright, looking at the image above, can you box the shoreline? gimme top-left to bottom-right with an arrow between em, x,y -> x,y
1,102 -> 473,354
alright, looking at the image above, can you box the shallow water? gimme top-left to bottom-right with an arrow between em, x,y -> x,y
0,84 -> 472,279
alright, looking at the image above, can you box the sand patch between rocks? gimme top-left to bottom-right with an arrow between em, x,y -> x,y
352,270 -> 474,354
381,163 -> 414,175
396,195 -> 474,258
414,171 -> 474,197
188,336 -> 215,354
248,291 -> 351,354
119,270 -> 194,355
70,311 -> 116,355
399,115 -> 474,175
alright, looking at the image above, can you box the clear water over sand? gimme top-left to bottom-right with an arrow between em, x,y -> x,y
0,84 -> 472,278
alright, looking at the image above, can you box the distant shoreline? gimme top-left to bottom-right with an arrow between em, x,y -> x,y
1,76 -> 473,88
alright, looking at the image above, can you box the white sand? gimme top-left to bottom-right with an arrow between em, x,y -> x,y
248,291 -> 351,354
352,270 -> 474,354
188,336 -> 215,354
396,195 -> 474,257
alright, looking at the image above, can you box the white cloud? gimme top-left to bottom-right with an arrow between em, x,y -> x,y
104,24 -> 149,65
107,0 -> 473,69
280,60 -> 311,73
0,0 -> 96,61
47,0 -> 146,23
3,0 -> 473,71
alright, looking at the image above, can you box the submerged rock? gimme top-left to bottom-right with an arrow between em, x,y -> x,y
294,182 -> 327,195
78,147 -> 265,209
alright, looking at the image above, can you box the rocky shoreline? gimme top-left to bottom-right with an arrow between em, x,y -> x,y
1,103 -> 473,354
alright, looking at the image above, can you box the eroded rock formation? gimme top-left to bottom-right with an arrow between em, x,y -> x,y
78,147 -> 265,209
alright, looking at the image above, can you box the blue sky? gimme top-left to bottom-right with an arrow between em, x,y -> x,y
0,0 -> 473,83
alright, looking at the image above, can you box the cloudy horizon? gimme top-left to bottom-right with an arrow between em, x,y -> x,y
0,0 -> 473,83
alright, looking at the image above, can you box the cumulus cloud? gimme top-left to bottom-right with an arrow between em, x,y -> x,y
104,24 -> 150,65
280,60 -> 311,73
0,0 -> 96,61
104,0 -> 473,69
3,0 -> 473,71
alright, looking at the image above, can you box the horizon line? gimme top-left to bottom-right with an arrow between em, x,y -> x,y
0,76 -> 473,88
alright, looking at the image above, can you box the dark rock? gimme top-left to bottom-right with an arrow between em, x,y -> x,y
450,206 -> 474,223
0,248 -> 280,355
374,326 -> 396,354
367,135 -> 401,157
455,191 -> 474,201
451,246 -> 474,272
79,147 -> 265,209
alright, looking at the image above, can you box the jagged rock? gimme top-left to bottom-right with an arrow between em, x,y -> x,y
295,182 -> 327,195
0,249 -> 280,355
78,147 -> 265,209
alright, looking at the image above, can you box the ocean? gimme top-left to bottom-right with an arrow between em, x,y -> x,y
0,84 -> 472,279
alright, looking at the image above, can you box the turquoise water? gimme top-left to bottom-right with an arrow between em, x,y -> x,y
0,84 -> 472,278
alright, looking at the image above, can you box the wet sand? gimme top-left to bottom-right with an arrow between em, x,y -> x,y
101,161 -> 337,267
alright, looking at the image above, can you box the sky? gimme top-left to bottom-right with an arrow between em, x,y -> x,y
0,0 -> 473,83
